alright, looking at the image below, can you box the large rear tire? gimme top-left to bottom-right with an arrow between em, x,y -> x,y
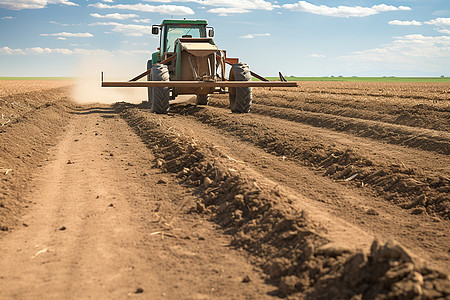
151,64 -> 170,114
146,60 -> 153,108
196,94 -> 209,105
229,63 -> 252,113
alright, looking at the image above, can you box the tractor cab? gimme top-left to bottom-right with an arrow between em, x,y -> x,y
151,20 -> 214,63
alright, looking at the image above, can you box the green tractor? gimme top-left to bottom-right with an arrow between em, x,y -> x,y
102,19 -> 296,113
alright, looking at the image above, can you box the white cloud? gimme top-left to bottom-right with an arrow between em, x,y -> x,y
339,34 -> 450,74
87,0 -> 280,15
26,47 -> 73,55
425,18 -> 450,27
436,28 -> 450,34
88,3 -> 194,15
387,17 -> 450,28
90,13 -> 139,20
72,49 -> 112,56
131,42 -> 148,46
49,20 -> 67,26
49,20 -> 82,26
0,0 -> 47,10
120,41 -> 149,46
282,1 -> 411,18
393,34 -> 450,45
0,46 -> 112,56
48,0 -> 78,6
208,7 -> 250,16
41,32 -> 94,38
70,43 -> 91,47
239,33 -> 270,39
0,46 -> 26,55
432,10 -> 449,16
90,22 -> 152,37
133,19 -> 152,23
144,0 -> 278,11
0,0 -> 78,10
57,37 -> 66,40
117,50 -> 152,55
310,54 -> 325,58
388,20 -> 422,26
1,16 -> 14,19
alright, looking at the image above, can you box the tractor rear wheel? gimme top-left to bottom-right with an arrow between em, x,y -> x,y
151,64 -> 170,114
146,60 -> 152,108
229,63 -> 252,113
196,94 -> 209,105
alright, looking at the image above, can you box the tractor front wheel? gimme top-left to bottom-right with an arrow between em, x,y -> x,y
229,63 -> 252,113
196,94 -> 209,105
151,64 -> 170,114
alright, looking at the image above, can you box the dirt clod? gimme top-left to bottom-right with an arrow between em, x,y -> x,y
204,177 -> 213,188
366,208 -> 379,215
157,178 -> 167,184
279,275 -> 300,295
411,207 -> 425,215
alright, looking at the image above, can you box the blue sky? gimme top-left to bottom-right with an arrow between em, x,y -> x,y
0,0 -> 449,77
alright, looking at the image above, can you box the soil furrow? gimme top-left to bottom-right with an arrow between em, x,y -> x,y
117,104 -> 450,299
250,83 -> 450,132
209,96 -> 449,155
272,82 -> 449,102
0,87 -> 73,131
252,93 -> 449,132
130,105 -> 449,273
168,104 -> 449,219
0,89 -> 73,230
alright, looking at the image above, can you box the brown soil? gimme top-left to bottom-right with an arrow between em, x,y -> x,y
0,81 -> 449,299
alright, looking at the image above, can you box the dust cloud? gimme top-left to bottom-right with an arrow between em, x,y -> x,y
72,56 -> 147,104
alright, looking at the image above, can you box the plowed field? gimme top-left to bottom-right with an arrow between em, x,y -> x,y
0,80 -> 449,299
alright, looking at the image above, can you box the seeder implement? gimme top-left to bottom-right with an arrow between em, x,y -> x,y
101,78 -> 297,88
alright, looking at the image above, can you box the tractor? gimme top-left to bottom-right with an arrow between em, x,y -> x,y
102,19 -> 297,113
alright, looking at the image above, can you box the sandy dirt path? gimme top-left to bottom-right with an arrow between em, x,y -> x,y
0,106 -> 274,299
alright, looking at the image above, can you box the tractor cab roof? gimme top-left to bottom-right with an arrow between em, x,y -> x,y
161,19 -> 208,26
